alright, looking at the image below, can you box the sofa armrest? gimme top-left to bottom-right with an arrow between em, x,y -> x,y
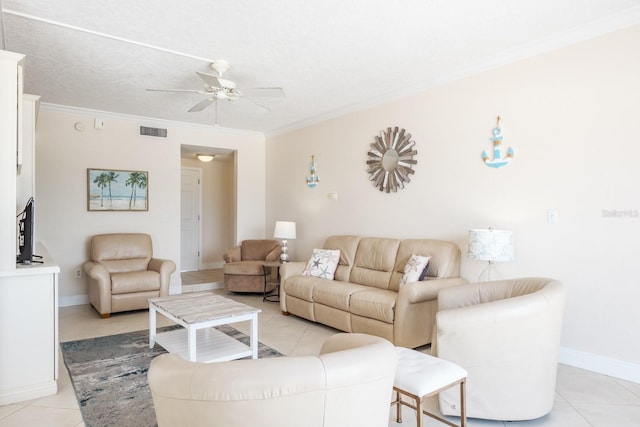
394,277 -> 468,348
148,258 -> 177,296
223,246 -> 241,263
279,262 -> 307,313
83,261 -> 111,315
280,262 -> 306,281
398,277 -> 469,305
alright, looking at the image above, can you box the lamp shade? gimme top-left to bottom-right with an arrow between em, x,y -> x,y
468,229 -> 513,262
274,221 -> 296,239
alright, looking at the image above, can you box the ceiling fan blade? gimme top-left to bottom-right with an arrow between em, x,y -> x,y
146,88 -> 206,94
196,71 -> 223,89
188,98 -> 215,112
242,87 -> 286,98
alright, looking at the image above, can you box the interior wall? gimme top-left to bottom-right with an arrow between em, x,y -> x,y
181,155 -> 234,269
36,107 -> 265,304
266,25 -> 640,380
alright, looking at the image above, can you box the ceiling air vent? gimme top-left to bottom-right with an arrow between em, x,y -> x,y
139,125 -> 167,138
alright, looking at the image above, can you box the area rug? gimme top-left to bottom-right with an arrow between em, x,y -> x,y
61,325 -> 283,427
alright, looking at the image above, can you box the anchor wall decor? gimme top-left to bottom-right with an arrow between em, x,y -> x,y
482,116 -> 514,168
306,155 -> 320,188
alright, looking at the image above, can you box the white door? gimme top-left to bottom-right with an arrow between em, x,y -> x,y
181,168 -> 201,271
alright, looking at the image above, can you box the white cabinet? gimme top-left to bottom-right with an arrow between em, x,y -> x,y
0,50 -> 57,404
0,50 -> 24,269
0,244 -> 59,405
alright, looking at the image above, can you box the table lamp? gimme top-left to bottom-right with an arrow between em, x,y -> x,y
274,221 -> 296,263
468,228 -> 514,281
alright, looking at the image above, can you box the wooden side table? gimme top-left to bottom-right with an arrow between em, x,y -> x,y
262,261 -> 281,302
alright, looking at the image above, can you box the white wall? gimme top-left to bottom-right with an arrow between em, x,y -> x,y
266,25 -> 640,381
35,107 -> 265,304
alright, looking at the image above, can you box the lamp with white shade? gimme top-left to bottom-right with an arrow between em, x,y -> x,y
468,228 -> 514,281
274,221 -> 296,263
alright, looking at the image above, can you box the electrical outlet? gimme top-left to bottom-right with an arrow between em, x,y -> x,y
75,268 -> 82,278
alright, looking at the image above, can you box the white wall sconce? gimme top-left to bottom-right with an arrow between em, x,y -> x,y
274,221 -> 296,263
306,155 -> 319,188
197,154 -> 215,162
468,228 -> 514,281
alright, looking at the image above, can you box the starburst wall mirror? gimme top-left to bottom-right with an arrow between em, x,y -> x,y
366,127 -> 417,192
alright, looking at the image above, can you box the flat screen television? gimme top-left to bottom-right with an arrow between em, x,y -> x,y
17,197 -> 35,264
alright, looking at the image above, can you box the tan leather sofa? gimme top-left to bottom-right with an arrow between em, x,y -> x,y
83,233 -> 176,318
223,239 -> 281,293
280,235 -> 467,348
148,333 -> 397,427
433,277 -> 566,421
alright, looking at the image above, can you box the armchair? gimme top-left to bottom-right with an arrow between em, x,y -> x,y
223,239 -> 281,293
433,277 -> 566,421
148,333 -> 397,427
83,233 -> 176,318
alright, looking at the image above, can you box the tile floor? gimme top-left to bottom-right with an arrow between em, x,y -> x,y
1,289 -> 639,426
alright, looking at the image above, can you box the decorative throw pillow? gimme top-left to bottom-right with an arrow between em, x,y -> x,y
401,254 -> 431,285
302,249 -> 341,280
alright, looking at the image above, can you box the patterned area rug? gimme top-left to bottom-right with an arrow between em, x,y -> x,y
61,325 -> 283,427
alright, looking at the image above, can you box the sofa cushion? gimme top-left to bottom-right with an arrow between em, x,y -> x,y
323,236 -> 362,282
284,275 -> 328,302
223,260 -> 264,276
349,238 -> 400,289
313,281 -> 371,311
349,289 -> 396,323
302,249 -> 340,279
111,270 -> 160,294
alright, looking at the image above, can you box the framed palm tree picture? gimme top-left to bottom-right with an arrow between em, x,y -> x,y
87,169 -> 148,211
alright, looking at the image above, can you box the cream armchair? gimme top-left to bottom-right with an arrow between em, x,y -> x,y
148,333 -> 397,427
83,233 -> 176,318
433,277 -> 566,421
223,239 -> 281,293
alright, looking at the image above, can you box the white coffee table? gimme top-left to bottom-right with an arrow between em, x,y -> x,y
149,292 -> 261,363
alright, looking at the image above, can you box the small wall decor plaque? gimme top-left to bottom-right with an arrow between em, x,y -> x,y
87,168 -> 148,211
482,116 -> 514,168
306,155 -> 320,188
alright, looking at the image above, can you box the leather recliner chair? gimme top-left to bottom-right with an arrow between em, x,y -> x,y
432,277 -> 566,421
148,333 -> 397,427
83,233 -> 176,318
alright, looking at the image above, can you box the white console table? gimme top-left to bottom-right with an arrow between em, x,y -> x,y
0,243 -> 59,405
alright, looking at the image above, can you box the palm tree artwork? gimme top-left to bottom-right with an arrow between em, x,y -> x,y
88,169 -> 148,211
126,171 -> 146,209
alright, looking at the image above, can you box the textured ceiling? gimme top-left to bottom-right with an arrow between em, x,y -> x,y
2,0 -> 640,134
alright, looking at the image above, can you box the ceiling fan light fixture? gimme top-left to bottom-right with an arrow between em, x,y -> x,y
197,154 -> 215,162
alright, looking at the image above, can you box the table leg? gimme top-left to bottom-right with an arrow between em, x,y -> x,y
188,327 -> 197,362
250,314 -> 259,359
149,304 -> 156,348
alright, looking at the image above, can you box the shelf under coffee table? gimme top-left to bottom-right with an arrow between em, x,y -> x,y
148,292 -> 261,363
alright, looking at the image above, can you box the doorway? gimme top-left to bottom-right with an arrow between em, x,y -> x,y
180,145 -> 236,289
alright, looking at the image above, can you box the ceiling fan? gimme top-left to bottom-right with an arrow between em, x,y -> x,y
146,60 -> 285,113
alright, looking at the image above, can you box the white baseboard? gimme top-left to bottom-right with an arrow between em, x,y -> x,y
559,346 -> 640,383
59,294 -> 89,307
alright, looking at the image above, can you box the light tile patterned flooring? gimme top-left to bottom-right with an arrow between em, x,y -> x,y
1,288 -> 639,426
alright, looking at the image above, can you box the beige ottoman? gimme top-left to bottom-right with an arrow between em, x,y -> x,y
392,347 -> 467,427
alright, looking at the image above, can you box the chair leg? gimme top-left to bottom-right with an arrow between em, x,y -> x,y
101,313 -> 110,319
415,396 -> 423,427
460,379 -> 467,427
395,390 -> 402,423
